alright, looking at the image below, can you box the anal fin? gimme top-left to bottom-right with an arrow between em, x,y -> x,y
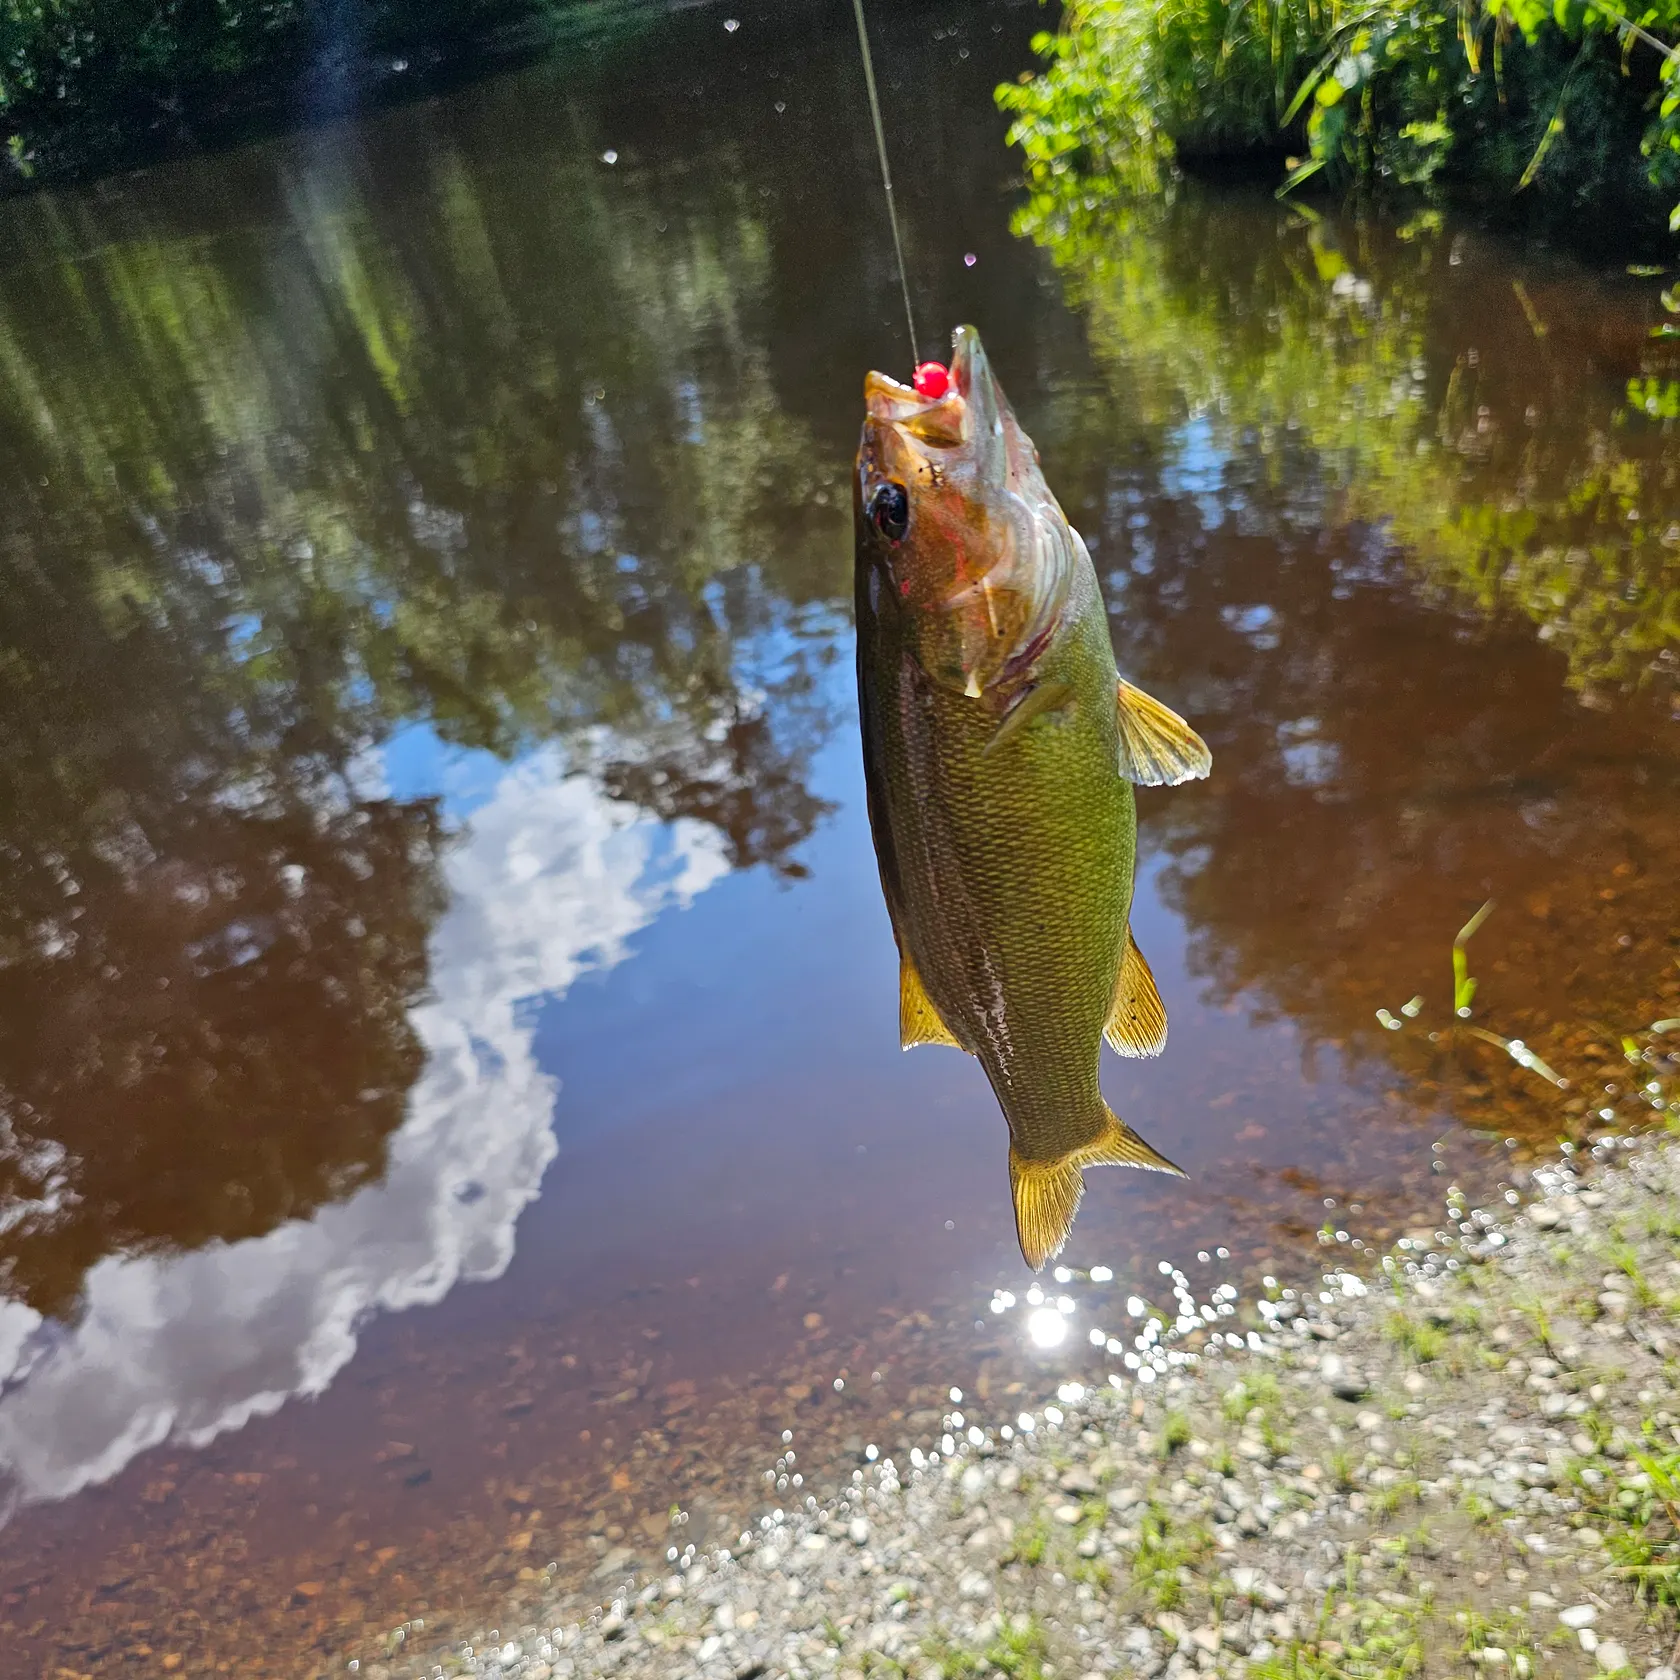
1105,929 -> 1168,1058
1116,677 -> 1213,787
1008,1105 -> 1184,1270
900,950 -> 962,1051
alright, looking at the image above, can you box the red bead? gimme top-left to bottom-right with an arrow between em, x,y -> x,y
913,360 -> 949,399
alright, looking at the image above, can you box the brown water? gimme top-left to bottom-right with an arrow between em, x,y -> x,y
0,2 -> 1677,1674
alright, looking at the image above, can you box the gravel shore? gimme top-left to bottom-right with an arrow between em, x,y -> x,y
385,1129 -> 1680,1680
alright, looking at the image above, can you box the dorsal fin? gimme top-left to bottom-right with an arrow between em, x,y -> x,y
1115,677 -> 1213,787
1105,930 -> 1168,1058
1008,1104 -> 1185,1270
900,950 -> 963,1051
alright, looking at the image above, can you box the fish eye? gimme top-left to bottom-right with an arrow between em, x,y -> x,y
869,481 -> 909,542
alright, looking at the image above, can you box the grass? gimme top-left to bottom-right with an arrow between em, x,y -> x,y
1069,1550 -> 1112,1590
1131,1502 -> 1213,1610
1514,1296 -> 1556,1355
1455,1608 -> 1540,1678
1370,1477 -> 1425,1518
1577,1445 -> 1680,1615
986,1619 -> 1051,1680
1642,1205 -> 1680,1244
1221,1371 -> 1292,1456
1222,1373 -> 1283,1423
1249,1588 -> 1426,1680
1069,1497 -> 1113,1587
927,1618 -> 1051,1680
1385,1312 -> 1447,1364
1606,1239 -> 1661,1309
1003,1515 -> 1050,1568
1462,1491 -> 1499,1526
1161,1410 -> 1192,1455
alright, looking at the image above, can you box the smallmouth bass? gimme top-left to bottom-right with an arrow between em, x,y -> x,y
854,326 -> 1212,1270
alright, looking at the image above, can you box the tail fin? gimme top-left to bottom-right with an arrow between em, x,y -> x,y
1008,1104 -> 1184,1271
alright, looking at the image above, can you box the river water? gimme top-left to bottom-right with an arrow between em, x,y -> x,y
0,1 -> 1676,1673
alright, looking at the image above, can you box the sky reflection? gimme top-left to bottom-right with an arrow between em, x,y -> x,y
0,742 -> 727,1507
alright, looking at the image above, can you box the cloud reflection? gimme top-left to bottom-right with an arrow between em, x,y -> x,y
0,747 -> 728,1507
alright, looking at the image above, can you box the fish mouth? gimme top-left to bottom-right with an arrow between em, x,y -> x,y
862,371 -> 966,450
862,324 -> 993,448
861,327 -> 1008,508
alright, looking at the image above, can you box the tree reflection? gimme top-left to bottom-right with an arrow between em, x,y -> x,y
0,103 -> 845,1314
1015,188 -> 1680,705
1012,189 -> 1680,1137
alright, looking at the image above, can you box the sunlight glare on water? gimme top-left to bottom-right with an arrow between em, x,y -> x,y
1027,1306 -> 1069,1348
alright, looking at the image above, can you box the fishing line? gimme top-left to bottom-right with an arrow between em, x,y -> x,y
850,0 -> 920,366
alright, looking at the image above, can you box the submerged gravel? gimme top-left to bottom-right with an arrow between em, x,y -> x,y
383,1133 -> 1680,1680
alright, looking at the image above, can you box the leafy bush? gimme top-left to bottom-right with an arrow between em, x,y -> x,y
998,0 -> 1680,237
0,0 -> 563,176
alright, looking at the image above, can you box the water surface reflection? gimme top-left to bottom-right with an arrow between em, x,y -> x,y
0,5 -> 1672,1674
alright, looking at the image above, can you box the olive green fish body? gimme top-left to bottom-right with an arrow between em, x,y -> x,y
859,555 -> 1132,1166
854,326 -> 1211,1268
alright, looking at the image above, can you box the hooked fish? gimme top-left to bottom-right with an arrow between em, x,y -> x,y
855,326 -> 1212,1270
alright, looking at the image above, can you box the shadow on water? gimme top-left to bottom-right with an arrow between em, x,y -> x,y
0,4 -> 1671,1674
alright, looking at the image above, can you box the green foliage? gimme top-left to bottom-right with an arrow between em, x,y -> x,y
1008,193 -> 1680,707
0,0 -> 609,176
925,1619 -> 1052,1680
987,1618 -> 1052,1680
1370,1475 -> 1424,1516
998,0 -> 1680,236
1607,1238 -> 1662,1305
1463,1489 -> 1499,1524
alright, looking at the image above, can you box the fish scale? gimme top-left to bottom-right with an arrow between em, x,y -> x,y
854,325 -> 1211,1268
865,558 -> 1131,1157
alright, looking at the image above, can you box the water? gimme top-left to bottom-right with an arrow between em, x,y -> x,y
0,1 -> 1676,1671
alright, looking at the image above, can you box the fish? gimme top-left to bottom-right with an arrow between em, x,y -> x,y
854,324 -> 1212,1270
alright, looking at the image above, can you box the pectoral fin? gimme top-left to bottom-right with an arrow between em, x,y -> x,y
1008,1105 -> 1185,1270
982,680 -> 1075,758
1105,930 -> 1168,1058
900,950 -> 963,1051
1115,677 -> 1213,787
